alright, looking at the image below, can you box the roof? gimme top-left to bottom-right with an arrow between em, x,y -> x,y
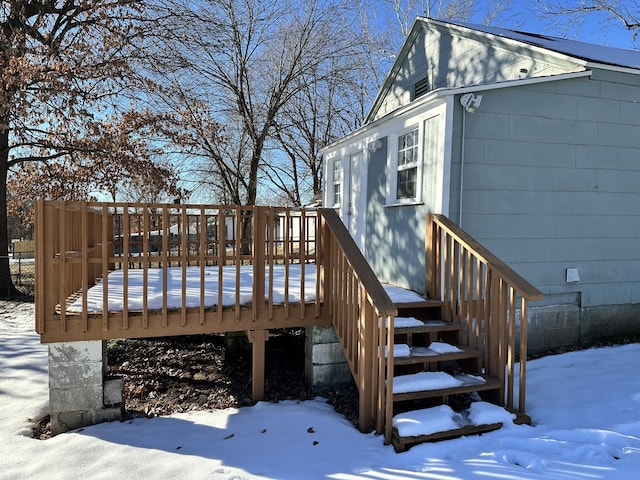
365,17 -> 640,124
447,19 -> 640,70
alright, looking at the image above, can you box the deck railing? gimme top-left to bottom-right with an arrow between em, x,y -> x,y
319,208 -> 398,442
35,201 -> 325,342
35,201 -> 399,441
425,214 -> 544,414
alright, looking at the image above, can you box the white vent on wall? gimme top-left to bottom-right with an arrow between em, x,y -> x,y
566,268 -> 580,283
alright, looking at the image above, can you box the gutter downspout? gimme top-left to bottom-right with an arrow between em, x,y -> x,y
459,107 -> 466,229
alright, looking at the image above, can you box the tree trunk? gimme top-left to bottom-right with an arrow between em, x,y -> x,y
0,127 -> 23,298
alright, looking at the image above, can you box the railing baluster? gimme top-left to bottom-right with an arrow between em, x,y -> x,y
58,201 -> 67,332
426,214 -> 543,418
101,204 -> 110,332
234,207 -> 242,322
519,297 -> 529,413
253,207 -> 266,322
507,286 -> 517,408
217,209 -> 225,324
284,209 -> 290,320
161,207 -> 168,327
200,206 -> 206,326
180,205 -> 187,326
267,207 -> 275,321
81,203 -> 88,333
300,210 -> 306,319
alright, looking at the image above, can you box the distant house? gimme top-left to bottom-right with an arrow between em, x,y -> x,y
322,17 -> 640,353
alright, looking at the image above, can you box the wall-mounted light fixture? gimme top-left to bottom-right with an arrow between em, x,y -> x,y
368,139 -> 382,152
460,93 -> 483,113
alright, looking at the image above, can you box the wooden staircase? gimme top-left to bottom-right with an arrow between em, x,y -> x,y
388,298 -> 516,451
319,209 -> 543,452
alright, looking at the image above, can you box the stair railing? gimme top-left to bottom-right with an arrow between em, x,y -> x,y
426,214 -> 543,415
319,208 -> 398,442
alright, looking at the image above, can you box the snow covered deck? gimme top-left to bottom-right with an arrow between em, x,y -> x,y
35,202 -> 338,342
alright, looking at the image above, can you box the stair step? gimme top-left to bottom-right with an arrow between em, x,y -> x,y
393,372 -> 501,402
394,299 -> 443,309
393,345 -> 482,366
391,401 -> 516,452
393,318 -> 462,334
392,422 -> 502,452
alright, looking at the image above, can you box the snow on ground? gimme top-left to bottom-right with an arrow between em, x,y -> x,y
2,301 -> 640,479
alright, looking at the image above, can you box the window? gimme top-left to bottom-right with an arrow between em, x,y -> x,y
396,128 -> 419,200
332,159 -> 342,207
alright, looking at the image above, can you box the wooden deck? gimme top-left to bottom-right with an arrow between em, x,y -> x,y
35,201 -> 542,446
36,202 -> 328,342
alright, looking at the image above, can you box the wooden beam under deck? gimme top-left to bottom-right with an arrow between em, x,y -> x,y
248,329 -> 269,401
38,303 -> 331,343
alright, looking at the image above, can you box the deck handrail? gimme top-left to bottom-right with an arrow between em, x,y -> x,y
35,200 -> 325,342
426,215 -> 544,300
319,208 -> 397,442
426,214 -> 543,415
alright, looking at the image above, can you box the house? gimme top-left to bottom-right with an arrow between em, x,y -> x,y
322,17 -> 640,354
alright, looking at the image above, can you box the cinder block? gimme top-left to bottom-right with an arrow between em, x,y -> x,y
50,411 -> 86,435
309,342 -> 347,365
306,363 -> 353,392
306,325 -> 340,344
50,385 -> 103,412
49,341 -> 105,364
48,361 -> 104,389
50,407 -> 122,435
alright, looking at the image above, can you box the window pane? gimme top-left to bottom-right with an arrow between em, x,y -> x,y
398,129 -> 418,167
333,159 -> 341,205
397,127 -> 419,200
397,167 -> 417,199
333,159 -> 341,180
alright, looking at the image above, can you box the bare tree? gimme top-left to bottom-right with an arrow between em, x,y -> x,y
537,1 -> 640,40
154,0 -> 355,207
0,1 -> 192,296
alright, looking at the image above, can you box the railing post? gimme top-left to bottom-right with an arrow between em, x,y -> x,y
249,329 -> 269,402
519,297 -> 529,413
425,214 -> 436,299
320,214 -> 332,316
35,200 -> 57,335
384,313 -> 394,443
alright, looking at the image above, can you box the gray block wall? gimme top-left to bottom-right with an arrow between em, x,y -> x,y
49,341 -> 122,435
450,71 -> 640,313
304,326 -> 352,392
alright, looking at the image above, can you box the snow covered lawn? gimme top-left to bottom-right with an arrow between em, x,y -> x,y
2,301 -> 640,479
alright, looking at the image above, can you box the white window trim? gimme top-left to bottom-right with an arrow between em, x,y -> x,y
387,124 -> 422,205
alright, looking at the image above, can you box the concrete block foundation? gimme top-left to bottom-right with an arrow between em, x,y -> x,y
305,325 -> 352,392
48,341 -> 123,435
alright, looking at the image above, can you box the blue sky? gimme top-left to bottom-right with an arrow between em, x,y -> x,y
503,0 -> 638,50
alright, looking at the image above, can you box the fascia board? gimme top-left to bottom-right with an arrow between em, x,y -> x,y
432,70 -> 593,97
